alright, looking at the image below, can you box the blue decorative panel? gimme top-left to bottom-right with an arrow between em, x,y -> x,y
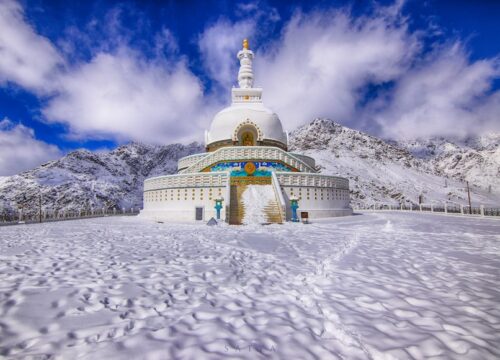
210,161 -> 292,173
230,169 -> 271,177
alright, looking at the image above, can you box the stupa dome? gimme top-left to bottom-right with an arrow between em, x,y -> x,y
206,102 -> 287,149
205,40 -> 287,151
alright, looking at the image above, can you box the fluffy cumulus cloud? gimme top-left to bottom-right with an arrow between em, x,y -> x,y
0,0 -> 63,93
0,0 -> 217,145
0,119 -> 62,176
198,19 -> 256,91
198,3 -> 500,139
1,0 -> 500,157
197,1 -> 280,92
373,44 -> 500,139
253,7 -> 419,132
43,49 -> 211,144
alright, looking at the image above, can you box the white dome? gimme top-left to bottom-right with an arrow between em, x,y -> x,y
206,102 -> 287,147
205,40 -> 287,150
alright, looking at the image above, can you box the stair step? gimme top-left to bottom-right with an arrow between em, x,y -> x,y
229,182 -> 284,225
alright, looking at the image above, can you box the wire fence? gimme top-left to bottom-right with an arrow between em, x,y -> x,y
3,203 -> 499,226
0,208 -> 140,226
354,204 -> 500,217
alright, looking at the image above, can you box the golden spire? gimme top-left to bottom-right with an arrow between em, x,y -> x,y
243,38 -> 249,50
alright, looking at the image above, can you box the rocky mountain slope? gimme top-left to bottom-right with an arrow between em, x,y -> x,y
289,119 -> 499,207
0,142 -> 203,215
0,119 -> 498,215
395,135 -> 500,193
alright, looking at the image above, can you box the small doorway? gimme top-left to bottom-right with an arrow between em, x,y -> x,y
240,131 -> 255,146
195,207 -> 204,221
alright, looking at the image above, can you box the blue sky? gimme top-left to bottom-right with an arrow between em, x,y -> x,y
0,0 -> 499,175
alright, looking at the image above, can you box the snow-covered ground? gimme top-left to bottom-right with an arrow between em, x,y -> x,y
1,213 -> 499,359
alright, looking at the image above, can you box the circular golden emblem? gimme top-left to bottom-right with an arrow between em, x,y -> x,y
244,162 -> 256,175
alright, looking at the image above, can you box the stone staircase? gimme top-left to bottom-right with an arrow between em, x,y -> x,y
229,184 -> 247,225
263,198 -> 283,224
228,179 -> 283,225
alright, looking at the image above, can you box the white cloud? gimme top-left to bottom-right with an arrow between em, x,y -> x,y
0,1 -> 218,145
43,49 -> 213,144
1,0 -> 499,146
154,28 -> 179,56
198,19 -> 256,91
253,8 -> 419,132
199,4 -> 499,140
0,119 -> 62,176
373,44 -> 500,139
197,1 -> 281,93
0,0 -> 63,93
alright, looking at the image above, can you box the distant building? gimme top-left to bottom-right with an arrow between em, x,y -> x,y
141,40 -> 352,224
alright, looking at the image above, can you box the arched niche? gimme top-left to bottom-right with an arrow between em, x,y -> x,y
232,120 -> 263,146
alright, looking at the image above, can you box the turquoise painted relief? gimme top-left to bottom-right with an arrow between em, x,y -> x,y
230,169 -> 272,177
210,161 -> 291,173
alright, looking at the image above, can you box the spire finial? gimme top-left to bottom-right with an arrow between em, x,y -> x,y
237,39 -> 254,89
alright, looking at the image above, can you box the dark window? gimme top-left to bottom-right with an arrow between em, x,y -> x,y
195,207 -> 203,221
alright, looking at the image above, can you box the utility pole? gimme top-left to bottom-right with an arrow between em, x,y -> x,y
39,194 -> 42,223
466,181 -> 472,214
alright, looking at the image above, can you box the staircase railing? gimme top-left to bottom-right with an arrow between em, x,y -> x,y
271,172 -> 286,223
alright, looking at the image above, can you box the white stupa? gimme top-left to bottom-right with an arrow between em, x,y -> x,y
141,39 -> 352,224
206,39 -> 287,151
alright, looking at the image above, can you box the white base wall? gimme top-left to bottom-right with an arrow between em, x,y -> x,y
141,183 -> 227,222
139,208 -> 224,223
141,170 -> 352,223
281,185 -> 352,220
297,208 -> 353,219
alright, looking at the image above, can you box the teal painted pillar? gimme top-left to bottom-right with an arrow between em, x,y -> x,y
291,198 -> 299,222
214,198 -> 223,220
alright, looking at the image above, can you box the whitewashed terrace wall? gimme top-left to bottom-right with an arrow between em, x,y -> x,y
177,153 -> 208,172
142,172 -> 229,222
274,172 -> 349,190
275,172 -> 352,219
144,172 -> 229,191
288,153 -> 316,169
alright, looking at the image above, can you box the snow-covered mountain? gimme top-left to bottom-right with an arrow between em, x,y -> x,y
0,119 -> 498,215
395,135 -> 500,194
289,119 -> 500,207
0,142 -> 203,214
